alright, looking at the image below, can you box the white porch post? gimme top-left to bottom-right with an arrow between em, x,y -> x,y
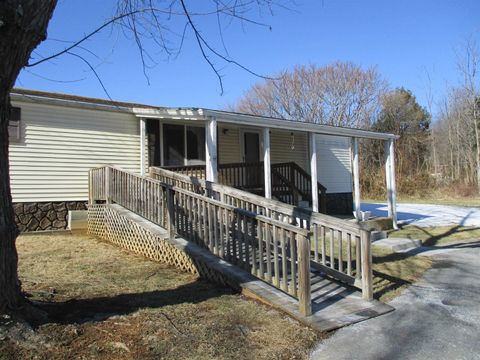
385,139 -> 398,229
263,127 -> 272,199
352,137 -> 361,220
206,117 -> 218,183
139,117 -> 146,176
309,132 -> 319,212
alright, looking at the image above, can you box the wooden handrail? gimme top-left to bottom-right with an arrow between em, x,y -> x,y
89,165 -> 313,314
148,165 -> 372,300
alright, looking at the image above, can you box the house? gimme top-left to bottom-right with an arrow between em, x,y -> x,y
8,88 -> 398,232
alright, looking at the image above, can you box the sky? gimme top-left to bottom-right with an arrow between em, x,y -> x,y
15,0 -> 480,118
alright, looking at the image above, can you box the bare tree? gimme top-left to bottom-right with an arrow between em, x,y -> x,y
456,37 -> 480,192
233,62 -> 388,128
0,0 -> 285,317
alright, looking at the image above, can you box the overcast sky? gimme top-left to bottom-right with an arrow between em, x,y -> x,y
16,0 -> 479,118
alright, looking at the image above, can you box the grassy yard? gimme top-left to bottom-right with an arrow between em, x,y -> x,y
3,225 -> 468,359
387,224 -> 480,247
364,195 -> 480,208
372,247 -> 432,302
1,233 -> 320,360
371,224 -> 480,302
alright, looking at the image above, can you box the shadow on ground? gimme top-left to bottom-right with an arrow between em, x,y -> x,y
371,224 -> 480,300
29,279 -> 234,327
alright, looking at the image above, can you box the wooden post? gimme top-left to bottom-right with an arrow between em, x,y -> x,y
309,133 -> 319,212
352,137 -> 361,220
263,128 -> 272,199
206,117 -> 218,183
297,233 -> 312,316
140,117 -> 146,176
360,229 -> 373,301
88,170 -> 92,205
105,167 -> 111,204
166,186 -> 175,240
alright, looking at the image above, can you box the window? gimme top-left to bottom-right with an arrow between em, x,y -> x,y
161,124 -> 207,166
163,124 -> 185,166
8,107 -> 21,143
146,119 -> 161,166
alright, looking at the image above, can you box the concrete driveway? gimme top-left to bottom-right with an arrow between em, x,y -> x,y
310,244 -> 480,360
362,202 -> 480,227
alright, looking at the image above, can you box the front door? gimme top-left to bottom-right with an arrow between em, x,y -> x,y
242,131 -> 261,187
243,131 -> 260,163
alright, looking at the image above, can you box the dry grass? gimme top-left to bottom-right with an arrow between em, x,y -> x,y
372,247 -> 432,302
387,225 -> 480,246
2,232 -> 320,360
371,224 -> 480,302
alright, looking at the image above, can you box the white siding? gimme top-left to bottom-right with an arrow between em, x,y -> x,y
9,101 -> 141,202
315,134 -> 352,193
271,130 -> 308,171
218,125 -> 241,164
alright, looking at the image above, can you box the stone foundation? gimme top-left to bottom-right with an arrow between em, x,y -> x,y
13,201 -> 88,232
326,192 -> 353,216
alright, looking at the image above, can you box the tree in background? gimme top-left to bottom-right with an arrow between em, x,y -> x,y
432,37 -> 479,194
361,88 -> 432,197
233,62 -> 388,128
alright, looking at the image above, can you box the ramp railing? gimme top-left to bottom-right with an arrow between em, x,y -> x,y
89,165 -> 313,316
149,166 -> 373,300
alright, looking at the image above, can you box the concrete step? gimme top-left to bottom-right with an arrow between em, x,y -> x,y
370,230 -> 387,242
372,237 -> 422,252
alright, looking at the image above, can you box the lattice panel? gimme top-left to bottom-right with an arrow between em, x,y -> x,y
88,204 -> 106,238
87,205 -> 236,288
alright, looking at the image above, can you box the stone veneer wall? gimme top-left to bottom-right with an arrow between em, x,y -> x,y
325,192 -> 353,216
13,201 -> 88,232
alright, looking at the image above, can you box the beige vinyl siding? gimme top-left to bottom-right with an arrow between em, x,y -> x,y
315,134 -> 352,194
9,101 -> 141,202
218,125 -> 241,164
271,130 -> 308,171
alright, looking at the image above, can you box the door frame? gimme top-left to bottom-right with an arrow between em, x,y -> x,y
239,128 -> 262,163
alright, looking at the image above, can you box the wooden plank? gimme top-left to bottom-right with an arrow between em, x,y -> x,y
281,228 -> 288,292
289,230 -> 297,297
297,233 -> 312,316
273,225 -> 280,287
266,223 -> 272,283
360,230 -> 373,300
258,220 -> 264,279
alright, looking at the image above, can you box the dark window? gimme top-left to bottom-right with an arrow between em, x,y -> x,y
146,119 -> 161,166
8,107 -> 21,142
186,126 -> 205,164
163,124 -> 185,166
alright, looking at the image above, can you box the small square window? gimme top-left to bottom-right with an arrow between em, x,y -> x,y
8,107 -> 21,143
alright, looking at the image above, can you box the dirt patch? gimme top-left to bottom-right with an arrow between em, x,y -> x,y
1,233 -> 320,359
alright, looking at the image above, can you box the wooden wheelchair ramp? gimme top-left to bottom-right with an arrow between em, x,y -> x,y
88,166 -> 393,331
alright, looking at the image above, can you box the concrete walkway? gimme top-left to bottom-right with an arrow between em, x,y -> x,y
310,245 -> 480,360
362,202 -> 480,227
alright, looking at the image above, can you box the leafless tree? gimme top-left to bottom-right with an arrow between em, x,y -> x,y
233,62 -> 388,128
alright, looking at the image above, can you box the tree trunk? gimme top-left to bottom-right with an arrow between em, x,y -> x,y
0,0 -> 57,314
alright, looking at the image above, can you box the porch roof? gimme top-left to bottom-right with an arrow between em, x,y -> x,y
133,107 -> 397,140
11,88 -> 396,140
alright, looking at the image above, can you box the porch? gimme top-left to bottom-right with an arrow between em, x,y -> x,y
137,110 -> 398,225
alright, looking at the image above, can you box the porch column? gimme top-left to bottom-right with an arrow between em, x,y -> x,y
309,133 -> 319,212
263,128 -> 272,199
352,137 -> 361,220
139,117 -> 146,176
385,139 -> 398,229
206,117 -> 218,183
